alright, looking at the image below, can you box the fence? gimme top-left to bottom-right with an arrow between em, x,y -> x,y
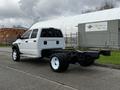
64,33 -> 78,48
64,32 -> 120,50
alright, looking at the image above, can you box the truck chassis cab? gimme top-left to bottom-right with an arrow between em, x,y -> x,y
12,27 -> 110,72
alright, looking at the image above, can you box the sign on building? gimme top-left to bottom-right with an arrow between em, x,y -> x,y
85,22 -> 108,32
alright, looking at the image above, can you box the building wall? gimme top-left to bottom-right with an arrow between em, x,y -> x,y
78,20 -> 119,48
118,21 -> 120,47
0,28 -> 26,44
108,20 -> 119,48
78,24 -> 85,47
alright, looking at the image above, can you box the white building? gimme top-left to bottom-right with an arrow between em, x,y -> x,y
31,8 -> 120,34
31,8 -> 120,48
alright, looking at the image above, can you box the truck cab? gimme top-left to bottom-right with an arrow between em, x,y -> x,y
12,27 -> 65,58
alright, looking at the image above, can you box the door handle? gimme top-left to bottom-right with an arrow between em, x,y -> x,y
33,40 -> 36,42
25,41 -> 28,43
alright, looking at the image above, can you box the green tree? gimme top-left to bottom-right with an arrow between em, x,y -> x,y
98,0 -> 115,10
82,0 -> 116,14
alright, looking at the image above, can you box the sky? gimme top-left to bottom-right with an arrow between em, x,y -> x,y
0,0 -> 120,28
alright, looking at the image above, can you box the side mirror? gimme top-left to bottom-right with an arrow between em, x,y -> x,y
17,34 -> 21,39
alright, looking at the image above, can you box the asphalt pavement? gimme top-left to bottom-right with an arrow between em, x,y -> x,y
0,47 -> 120,90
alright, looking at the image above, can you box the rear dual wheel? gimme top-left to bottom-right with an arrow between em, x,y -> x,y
50,53 -> 69,72
79,57 -> 95,67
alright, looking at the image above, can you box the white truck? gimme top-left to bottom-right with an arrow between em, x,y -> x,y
12,27 -> 110,72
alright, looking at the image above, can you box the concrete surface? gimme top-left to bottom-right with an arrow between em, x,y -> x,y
0,47 -> 120,90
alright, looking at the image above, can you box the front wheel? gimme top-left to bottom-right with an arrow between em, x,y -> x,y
50,53 -> 69,72
12,49 -> 20,62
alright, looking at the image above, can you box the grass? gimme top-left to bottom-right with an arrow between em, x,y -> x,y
0,44 -> 10,47
97,51 -> 120,65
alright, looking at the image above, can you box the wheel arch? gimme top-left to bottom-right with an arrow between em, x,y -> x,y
12,44 -> 20,53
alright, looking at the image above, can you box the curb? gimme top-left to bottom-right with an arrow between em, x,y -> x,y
94,63 -> 120,70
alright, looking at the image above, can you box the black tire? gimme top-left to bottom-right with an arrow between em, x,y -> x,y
12,48 -> 20,62
79,57 -> 95,67
50,53 -> 69,72
79,60 -> 94,67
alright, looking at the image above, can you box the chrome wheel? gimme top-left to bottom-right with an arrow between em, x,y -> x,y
50,53 -> 69,72
12,49 -> 20,61
12,50 -> 17,61
51,57 -> 60,70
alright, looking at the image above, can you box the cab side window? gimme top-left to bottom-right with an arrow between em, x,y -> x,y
21,30 -> 32,39
30,29 -> 38,38
40,28 -> 63,37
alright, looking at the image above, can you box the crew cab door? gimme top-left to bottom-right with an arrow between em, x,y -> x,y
19,30 -> 32,55
19,29 -> 38,56
27,29 -> 38,56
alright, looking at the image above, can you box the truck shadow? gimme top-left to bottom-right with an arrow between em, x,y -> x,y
19,58 -> 49,66
21,58 -> 48,62
18,58 -> 100,74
